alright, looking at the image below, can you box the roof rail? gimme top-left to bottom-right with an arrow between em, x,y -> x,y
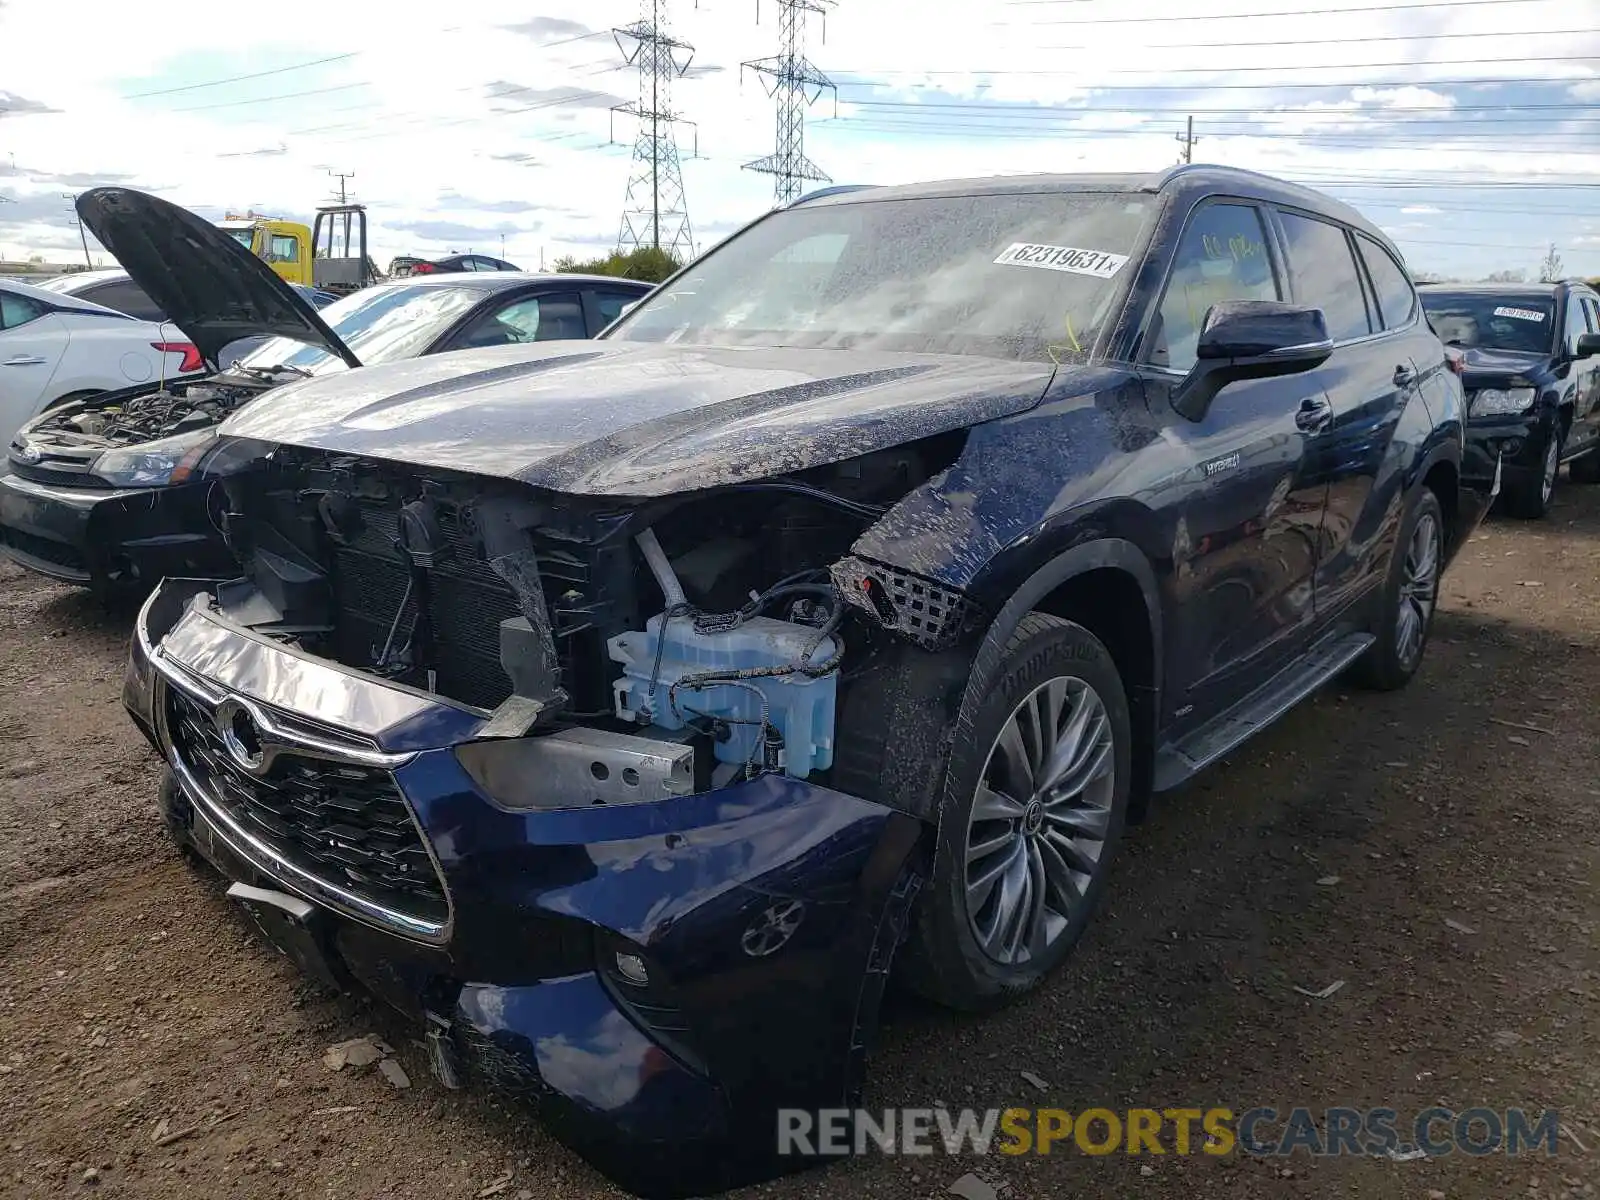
789,184 -> 877,207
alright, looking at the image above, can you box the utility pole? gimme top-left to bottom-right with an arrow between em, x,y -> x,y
1176,116 -> 1199,165
60,192 -> 92,269
742,0 -> 838,207
611,0 -> 697,258
329,170 -> 355,205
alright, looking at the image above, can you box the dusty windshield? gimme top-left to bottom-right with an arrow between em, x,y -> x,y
233,282 -> 485,375
606,191 -> 1155,362
1421,292 -> 1557,354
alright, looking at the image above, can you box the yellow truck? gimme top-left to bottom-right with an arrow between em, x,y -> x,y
216,204 -> 379,295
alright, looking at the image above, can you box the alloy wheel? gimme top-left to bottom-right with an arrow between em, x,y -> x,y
963,676 -> 1116,966
1395,510 -> 1441,671
1541,436 -> 1560,506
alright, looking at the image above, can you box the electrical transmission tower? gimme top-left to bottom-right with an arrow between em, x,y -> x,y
741,0 -> 837,207
612,0 -> 697,258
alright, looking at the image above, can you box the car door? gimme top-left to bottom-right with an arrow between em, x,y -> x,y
438,290 -> 588,350
1567,293 -> 1600,457
0,291 -> 70,445
583,287 -> 649,335
1271,211 -> 1416,622
1138,199 -> 1332,720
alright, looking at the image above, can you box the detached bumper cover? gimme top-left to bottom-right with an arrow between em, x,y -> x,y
0,471 -> 230,587
125,580 -> 923,1197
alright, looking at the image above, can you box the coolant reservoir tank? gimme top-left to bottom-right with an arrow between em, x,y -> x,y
607,612 -> 839,778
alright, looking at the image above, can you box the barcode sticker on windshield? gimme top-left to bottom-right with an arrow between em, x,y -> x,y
994,243 -> 1128,278
1494,306 -> 1546,322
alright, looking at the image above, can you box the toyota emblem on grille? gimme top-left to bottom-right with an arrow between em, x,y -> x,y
214,697 -> 271,775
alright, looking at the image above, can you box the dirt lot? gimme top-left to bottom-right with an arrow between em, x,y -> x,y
2,487 -> 1598,1200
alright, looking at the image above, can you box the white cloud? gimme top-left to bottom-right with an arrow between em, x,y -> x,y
0,0 -> 1598,282
1401,205 -> 1443,215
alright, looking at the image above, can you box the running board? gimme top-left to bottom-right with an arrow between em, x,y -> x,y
1153,632 -> 1376,792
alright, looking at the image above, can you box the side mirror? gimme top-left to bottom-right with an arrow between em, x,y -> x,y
1172,301 -> 1334,421
1576,332 -> 1600,359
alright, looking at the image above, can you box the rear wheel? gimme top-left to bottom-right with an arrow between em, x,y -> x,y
899,614 -> 1132,1011
1351,487 -> 1444,691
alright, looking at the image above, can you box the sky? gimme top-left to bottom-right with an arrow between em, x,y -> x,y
1,0 -> 1599,281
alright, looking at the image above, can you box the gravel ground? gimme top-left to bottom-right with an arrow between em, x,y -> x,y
2,487 -> 1599,1200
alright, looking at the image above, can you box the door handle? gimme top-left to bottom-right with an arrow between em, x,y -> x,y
1295,396 -> 1333,432
1,355 -> 48,366
1393,364 -> 1417,388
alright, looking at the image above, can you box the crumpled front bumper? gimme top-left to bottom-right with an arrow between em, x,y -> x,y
125,579 -> 924,1198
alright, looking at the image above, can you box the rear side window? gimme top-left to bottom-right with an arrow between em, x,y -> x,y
592,289 -> 646,329
1277,211 -> 1373,342
1355,234 -> 1417,331
84,280 -> 166,322
0,292 -> 44,330
1147,202 -> 1280,372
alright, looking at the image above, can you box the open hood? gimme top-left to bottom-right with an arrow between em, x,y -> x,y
75,187 -> 362,372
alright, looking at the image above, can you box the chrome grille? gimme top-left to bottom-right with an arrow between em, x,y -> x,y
164,685 -> 448,928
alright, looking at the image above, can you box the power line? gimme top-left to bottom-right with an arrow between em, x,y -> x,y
122,53 -> 361,99
842,98 -> 1600,117
119,28 -> 610,101
833,62 -> 1600,83
821,115 -> 1600,152
742,0 -> 839,206
1037,27 -> 1600,52
170,82 -> 369,114
612,0 -> 696,257
1012,0 -> 1563,23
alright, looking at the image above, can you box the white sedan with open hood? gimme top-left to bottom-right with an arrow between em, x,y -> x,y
0,277 -> 205,449
0,186 -> 652,595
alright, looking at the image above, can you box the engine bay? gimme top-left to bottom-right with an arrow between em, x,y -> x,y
209,438 -> 965,793
21,376 -> 271,452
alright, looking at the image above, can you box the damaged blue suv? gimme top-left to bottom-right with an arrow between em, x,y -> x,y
123,167 -> 1492,1196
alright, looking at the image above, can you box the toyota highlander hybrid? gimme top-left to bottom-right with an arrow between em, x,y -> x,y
122,166 -> 1493,1197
